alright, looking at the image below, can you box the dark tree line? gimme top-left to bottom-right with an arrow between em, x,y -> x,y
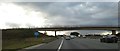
70,32 -> 79,36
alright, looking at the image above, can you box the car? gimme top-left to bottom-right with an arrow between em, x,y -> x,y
78,35 -> 81,38
70,35 -> 75,39
65,36 -> 71,40
118,37 -> 120,41
82,35 -> 86,38
100,35 -> 118,43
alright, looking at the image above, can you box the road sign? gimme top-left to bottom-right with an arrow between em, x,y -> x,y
34,31 -> 39,39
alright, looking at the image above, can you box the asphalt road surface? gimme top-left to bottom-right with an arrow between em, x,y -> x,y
22,37 -> 119,51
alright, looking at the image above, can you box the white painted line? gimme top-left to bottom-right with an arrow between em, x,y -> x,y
24,43 -> 45,49
57,37 -> 64,51
18,44 -> 45,51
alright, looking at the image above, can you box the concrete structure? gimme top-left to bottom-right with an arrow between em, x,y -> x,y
111,30 -> 116,35
55,31 -> 56,37
34,26 -> 119,36
5,26 -> 120,37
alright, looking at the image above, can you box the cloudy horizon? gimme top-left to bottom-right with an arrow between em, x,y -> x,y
0,2 -> 119,35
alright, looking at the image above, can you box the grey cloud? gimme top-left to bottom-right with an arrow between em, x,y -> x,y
4,2 -> 118,34
25,23 -> 36,28
14,2 -> 118,26
1,0 -> 118,2
5,22 -> 20,28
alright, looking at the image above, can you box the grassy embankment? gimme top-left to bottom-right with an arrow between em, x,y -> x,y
2,29 -> 57,50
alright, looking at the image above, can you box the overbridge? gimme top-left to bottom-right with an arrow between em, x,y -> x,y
20,26 -> 120,36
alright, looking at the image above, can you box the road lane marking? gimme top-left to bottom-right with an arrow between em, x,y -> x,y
57,37 -> 64,51
24,43 -> 45,49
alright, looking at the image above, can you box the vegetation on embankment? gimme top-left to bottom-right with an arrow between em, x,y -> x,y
2,29 -> 57,51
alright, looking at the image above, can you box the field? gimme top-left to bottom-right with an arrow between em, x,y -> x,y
2,29 -> 57,51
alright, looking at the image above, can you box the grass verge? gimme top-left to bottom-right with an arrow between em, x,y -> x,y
2,37 -> 57,51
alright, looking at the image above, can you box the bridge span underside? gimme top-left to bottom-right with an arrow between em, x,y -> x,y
32,27 -> 119,36
5,26 -> 120,36
34,27 -> 119,31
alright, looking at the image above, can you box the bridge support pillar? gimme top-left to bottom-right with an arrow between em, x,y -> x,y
111,30 -> 116,35
55,31 -> 57,37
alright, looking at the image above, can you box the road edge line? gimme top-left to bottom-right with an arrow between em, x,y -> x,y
57,37 -> 64,51
24,43 -> 45,49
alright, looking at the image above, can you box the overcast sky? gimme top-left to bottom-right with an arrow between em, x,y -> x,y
0,2 -> 119,35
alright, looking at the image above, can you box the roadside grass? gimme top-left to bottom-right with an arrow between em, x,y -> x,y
2,37 -> 57,51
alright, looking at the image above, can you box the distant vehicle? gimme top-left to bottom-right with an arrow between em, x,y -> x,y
70,35 -> 75,39
65,36 -> 70,40
100,35 -> 118,43
82,35 -> 86,38
118,37 -> 120,41
78,35 -> 81,38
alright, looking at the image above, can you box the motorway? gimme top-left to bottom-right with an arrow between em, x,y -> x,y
22,37 -> 119,51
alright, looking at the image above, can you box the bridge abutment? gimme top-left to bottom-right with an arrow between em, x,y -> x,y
55,31 -> 56,37
111,30 -> 116,35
